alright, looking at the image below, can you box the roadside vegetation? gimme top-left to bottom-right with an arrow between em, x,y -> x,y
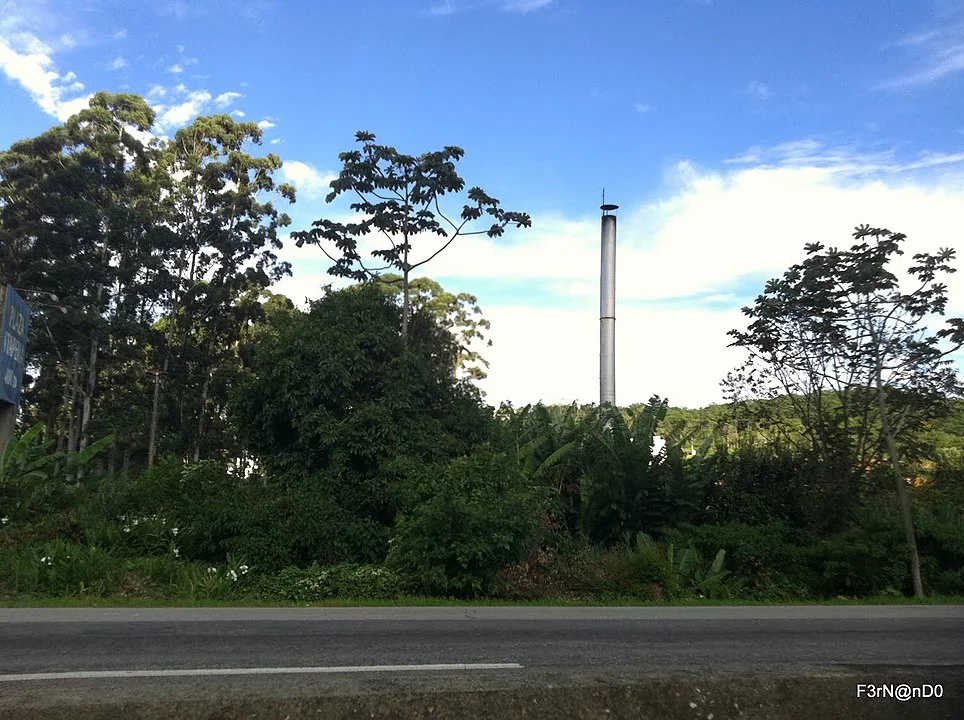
1,93 -> 963,606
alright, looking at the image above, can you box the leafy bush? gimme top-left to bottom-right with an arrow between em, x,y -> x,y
102,460 -> 390,571
665,544 -> 739,599
915,501 -> 964,596
176,556 -> 252,601
579,400 -> 707,545
663,522 -> 807,599
387,446 -> 546,598
594,533 -> 672,599
803,524 -> 907,597
0,424 -> 112,527
0,540 -> 121,596
257,563 -> 402,602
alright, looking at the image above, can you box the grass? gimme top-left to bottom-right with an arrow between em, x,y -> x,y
2,594 -> 962,608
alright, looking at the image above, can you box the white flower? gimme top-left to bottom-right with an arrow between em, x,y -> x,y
239,565 -> 249,574
1,517 -> 8,525
123,527 -> 131,533
227,570 -> 238,582
172,548 -> 180,558
172,527 -> 179,536
208,567 -> 218,574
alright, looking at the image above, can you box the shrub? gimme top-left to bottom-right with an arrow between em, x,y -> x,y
175,556 -> 252,601
257,564 -> 403,602
387,446 -> 546,598
915,501 -> 964,596
0,540 -> 121,596
662,522 -> 808,599
803,524 -> 907,597
596,533 -> 672,599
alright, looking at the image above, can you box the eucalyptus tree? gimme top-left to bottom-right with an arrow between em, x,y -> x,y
292,131 -> 530,347
148,114 -> 296,465
0,92 -> 172,457
726,225 -> 964,597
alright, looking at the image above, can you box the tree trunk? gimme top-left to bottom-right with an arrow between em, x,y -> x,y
192,339 -> 216,463
875,377 -> 924,599
67,346 -> 82,454
81,232 -> 111,452
79,335 -> 98,451
147,361 -> 165,467
400,236 -> 410,348
108,435 -> 117,478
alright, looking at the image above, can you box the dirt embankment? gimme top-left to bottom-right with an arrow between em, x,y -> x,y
4,667 -> 961,720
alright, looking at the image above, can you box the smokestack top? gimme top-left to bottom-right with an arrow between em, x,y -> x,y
600,203 -> 619,215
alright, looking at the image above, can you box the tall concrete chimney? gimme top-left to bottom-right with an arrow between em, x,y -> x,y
599,202 -> 618,406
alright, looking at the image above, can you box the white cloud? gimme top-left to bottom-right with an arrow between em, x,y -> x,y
156,89 -> 212,129
167,63 -> 183,74
0,31 -> 91,121
110,56 -> 126,70
634,101 -> 651,115
746,80 -> 771,101
270,138 -> 281,144
113,29 -> 127,40
214,90 -> 243,108
59,33 -> 75,48
280,160 -> 335,197
231,109 -> 246,118
274,144 -> 964,409
257,119 -> 275,129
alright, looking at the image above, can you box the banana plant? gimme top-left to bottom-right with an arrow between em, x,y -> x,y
0,422 -> 113,522
668,543 -> 731,598
0,423 -> 51,489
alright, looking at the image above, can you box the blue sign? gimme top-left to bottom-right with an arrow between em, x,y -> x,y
0,285 -> 31,406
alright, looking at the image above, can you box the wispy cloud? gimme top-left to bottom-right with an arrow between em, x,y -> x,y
109,56 -> 126,70
428,0 -> 456,15
745,80 -> 771,101
725,138 -> 964,176
633,101 -> 651,115
881,19 -> 964,88
167,63 -> 183,74
257,119 -> 275,129
230,109 -> 246,118
426,0 -> 553,15
502,0 -> 553,12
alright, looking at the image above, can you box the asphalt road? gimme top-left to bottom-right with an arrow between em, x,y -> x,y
0,606 -> 961,716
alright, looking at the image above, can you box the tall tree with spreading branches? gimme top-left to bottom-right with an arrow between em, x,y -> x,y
725,225 -> 964,598
292,131 -> 531,346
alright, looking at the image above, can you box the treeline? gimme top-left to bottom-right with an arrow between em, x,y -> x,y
1,92 -> 294,472
1,93 -> 963,603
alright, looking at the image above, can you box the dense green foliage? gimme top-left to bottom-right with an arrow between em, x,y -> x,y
1,99 -> 961,604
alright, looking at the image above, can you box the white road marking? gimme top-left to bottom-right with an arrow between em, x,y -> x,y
0,663 -> 524,682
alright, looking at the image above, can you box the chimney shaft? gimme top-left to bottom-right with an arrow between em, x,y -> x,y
599,204 -> 617,406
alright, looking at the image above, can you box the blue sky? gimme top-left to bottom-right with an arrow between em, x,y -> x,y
2,0 -> 964,408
